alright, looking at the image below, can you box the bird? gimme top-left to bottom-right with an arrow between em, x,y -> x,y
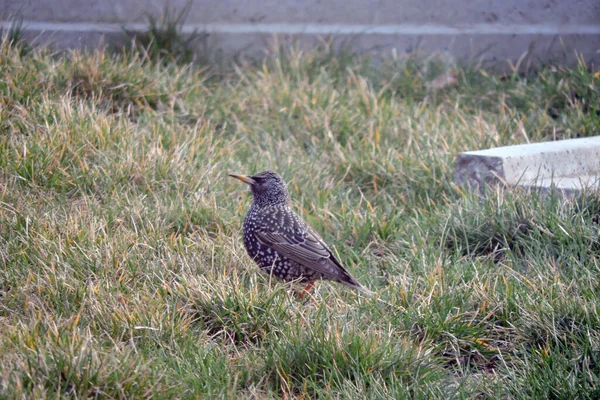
229,170 -> 373,298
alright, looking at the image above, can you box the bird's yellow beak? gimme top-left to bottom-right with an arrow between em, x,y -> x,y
229,174 -> 256,185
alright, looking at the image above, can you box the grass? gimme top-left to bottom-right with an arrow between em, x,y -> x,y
0,29 -> 599,398
123,1 -> 208,65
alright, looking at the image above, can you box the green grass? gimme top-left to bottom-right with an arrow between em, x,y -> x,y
1,31 -> 599,398
123,0 -> 208,65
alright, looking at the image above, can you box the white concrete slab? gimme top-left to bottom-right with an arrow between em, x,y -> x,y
455,136 -> 600,194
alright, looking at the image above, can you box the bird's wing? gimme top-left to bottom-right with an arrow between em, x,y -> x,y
254,209 -> 358,284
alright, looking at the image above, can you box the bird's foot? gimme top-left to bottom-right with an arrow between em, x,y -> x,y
296,281 -> 315,301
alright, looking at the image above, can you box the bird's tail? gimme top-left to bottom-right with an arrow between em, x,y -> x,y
343,275 -> 375,296
339,270 -> 375,296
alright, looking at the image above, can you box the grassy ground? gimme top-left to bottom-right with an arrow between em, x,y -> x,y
1,32 -> 599,398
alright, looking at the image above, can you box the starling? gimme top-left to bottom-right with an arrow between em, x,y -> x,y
229,170 -> 372,297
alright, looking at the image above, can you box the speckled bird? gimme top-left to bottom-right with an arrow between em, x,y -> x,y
229,171 -> 372,298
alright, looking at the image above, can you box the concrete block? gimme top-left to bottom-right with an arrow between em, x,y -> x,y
1,0 -> 600,67
4,0 -> 600,26
455,136 -> 600,194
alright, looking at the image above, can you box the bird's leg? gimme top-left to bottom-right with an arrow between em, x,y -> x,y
297,281 -> 315,300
